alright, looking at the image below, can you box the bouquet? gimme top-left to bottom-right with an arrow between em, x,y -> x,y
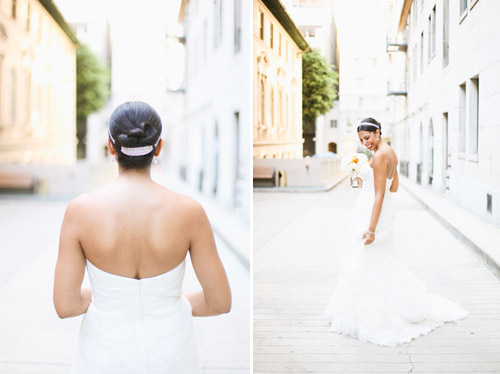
341,153 -> 368,188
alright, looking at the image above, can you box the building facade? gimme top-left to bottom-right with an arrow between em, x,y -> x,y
178,0 -> 250,218
253,0 -> 308,159
388,0 -> 500,227
0,0 -> 77,165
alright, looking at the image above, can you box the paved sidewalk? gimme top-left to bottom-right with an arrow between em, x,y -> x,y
0,198 -> 249,374
401,179 -> 500,279
254,179 -> 500,373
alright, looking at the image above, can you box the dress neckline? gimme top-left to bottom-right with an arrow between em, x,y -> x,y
86,258 -> 185,281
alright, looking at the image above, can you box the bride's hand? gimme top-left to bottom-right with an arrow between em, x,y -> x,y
350,177 -> 363,188
362,231 -> 375,245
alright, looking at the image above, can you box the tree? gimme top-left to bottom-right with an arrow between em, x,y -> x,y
302,48 -> 338,156
76,44 -> 110,158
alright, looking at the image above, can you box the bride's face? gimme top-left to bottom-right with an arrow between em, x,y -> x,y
358,130 -> 379,151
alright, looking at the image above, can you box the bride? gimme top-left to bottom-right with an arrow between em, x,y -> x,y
53,101 -> 231,373
325,117 -> 467,346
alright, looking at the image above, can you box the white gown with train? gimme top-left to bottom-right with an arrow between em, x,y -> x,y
71,259 -> 200,373
325,163 -> 467,346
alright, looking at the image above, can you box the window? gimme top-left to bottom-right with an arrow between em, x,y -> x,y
26,3 -> 30,31
279,88 -> 283,127
420,32 -> 424,73
11,0 -> 17,19
270,23 -> 274,49
460,0 -> 468,15
411,0 -> 416,28
330,119 -> 338,128
285,94 -> 289,128
469,77 -> 479,154
233,111 -> 242,207
279,33 -> 282,56
443,0 -> 449,67
428,6 -> 436,59
25,70 -> 31,124
259,10 -> 264,40
459,83 -> 466,153
213,0 -> 223,47
11,69 -> 16,124
412,44 -> 417,81
428,121 -> 434,184
234,0 -> 241,53
260,77 -> 265,125
270,88 -> 274,126
203,20 -> 208,62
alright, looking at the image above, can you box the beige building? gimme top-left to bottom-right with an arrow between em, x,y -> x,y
0,0 -> 77,165
253,0 -> 308,159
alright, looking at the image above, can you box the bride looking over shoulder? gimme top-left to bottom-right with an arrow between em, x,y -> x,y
355,117 -> 399,245
325,117 -> 467,347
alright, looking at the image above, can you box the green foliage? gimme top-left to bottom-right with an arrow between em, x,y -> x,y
302,48 -> 338,126
76,44 -> 110,122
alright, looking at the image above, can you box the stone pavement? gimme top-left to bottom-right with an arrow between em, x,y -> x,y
0,197 -> 249,373
401,179 -> 500,280
254,179 -> 500,373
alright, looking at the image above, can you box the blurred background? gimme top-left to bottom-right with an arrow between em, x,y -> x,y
0,0 -> 250,372
253,0 -> 500,230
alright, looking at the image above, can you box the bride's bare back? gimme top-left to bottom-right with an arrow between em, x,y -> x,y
75,179 -> 200,279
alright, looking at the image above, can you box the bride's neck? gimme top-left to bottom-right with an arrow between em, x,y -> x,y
117,167 -> 152,182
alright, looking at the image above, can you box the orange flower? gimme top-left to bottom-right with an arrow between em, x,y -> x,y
352,156 -> 359,164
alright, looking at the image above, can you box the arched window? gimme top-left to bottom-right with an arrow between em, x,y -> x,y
328,142 -> 337,154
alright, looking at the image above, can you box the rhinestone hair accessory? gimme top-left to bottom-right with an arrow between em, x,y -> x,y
359,122 -> 380,129
108,131 -> 161,157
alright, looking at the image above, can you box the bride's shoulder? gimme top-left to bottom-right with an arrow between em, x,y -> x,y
159,188 -> 207,221
372,148 -> 389,164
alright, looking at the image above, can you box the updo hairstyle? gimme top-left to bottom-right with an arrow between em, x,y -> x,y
357,117 -> 382,135
108,101 -> 162,169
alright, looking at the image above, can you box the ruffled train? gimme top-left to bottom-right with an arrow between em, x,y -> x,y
325,167 -> 467,346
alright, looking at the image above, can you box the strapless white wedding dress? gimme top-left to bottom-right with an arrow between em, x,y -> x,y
71,259 -> 200,373
325,163 -> 467,346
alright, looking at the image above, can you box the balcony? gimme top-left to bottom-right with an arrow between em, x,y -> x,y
386,36 -> 408,53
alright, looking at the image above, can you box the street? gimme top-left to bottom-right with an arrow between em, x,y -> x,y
254,179 -> 500,373
0,196 -> 249,374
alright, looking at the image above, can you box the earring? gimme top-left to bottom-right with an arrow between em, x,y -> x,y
153,158 -> 158,165
111,156 -> 116,163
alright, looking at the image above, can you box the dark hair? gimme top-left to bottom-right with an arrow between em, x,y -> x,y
108,101 -> 162,169
357,117 -> 382,135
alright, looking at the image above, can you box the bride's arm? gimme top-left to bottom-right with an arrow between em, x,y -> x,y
53,198 -> 92,318
363,153 -> 388,245
390,168 -> 399,192
185,201 -> 231,317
